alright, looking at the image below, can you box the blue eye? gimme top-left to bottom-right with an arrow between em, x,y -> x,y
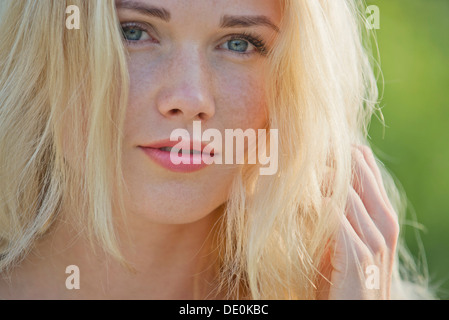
226,39 -> 250,53
121,25 -> 151,42
220,33 -> 268,56
123,27 -> 142,41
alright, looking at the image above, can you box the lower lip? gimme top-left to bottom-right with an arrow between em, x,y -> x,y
140,147 -> 214,173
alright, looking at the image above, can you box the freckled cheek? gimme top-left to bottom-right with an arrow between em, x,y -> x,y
216,72 -> 268,130
127,61 -> 155,107
123,58 -> 161,140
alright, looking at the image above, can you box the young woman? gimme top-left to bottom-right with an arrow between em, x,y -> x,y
0,0 -> 432,299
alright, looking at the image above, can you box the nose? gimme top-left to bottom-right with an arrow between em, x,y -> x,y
156,47 -> 215,122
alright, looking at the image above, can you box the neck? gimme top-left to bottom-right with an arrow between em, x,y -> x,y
0,205 -> 225,300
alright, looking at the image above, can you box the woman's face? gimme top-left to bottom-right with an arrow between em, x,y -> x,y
118,0 -> 281,224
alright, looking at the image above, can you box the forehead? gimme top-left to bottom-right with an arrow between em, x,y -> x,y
115,0 -> 282,23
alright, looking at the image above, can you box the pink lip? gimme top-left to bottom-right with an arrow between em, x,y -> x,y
140,139 -> 217,173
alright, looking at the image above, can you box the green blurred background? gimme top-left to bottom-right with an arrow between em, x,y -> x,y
365,0 -> 449,299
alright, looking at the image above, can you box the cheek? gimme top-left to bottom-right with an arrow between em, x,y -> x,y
214,65 -> 268,131
122,56 -> 163,142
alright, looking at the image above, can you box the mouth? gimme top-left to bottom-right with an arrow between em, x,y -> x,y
141,139 -> 217,156
157,146 -> 213,156
139,139 -> 217,173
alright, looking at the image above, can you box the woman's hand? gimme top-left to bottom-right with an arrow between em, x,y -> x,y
320,145 -> 400,300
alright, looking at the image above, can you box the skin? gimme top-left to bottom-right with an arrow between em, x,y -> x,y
0,0 -> 399,299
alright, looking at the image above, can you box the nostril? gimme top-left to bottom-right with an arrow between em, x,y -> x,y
169,109 -> 181,116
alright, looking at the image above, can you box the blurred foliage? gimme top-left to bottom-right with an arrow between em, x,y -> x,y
365,0 -> 449,299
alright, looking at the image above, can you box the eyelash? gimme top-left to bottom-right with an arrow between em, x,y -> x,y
121,22 -> 156,45
120,22 -> 268,57
225,32 -> 268,56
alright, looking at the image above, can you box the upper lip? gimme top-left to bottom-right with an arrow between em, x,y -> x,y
140,139 -> 217,154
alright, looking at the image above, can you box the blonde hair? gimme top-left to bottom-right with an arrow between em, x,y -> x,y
0,0 -> 433,299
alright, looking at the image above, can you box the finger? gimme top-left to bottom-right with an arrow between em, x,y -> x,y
346,187 -> 387,255
351,146 -> 400,248
355,145 -> 395,214
351,147 -> 392,232
332,214 -> 371,273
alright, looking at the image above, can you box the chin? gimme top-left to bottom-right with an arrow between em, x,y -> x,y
125,191 -> 228,225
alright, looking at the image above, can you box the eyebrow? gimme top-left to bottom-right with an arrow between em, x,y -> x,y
220,15 -> 279,33
115,0 -> 171,22
115,1 -> 279,33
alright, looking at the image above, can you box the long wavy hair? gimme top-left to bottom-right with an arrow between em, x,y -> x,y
0,0 -> 433,299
